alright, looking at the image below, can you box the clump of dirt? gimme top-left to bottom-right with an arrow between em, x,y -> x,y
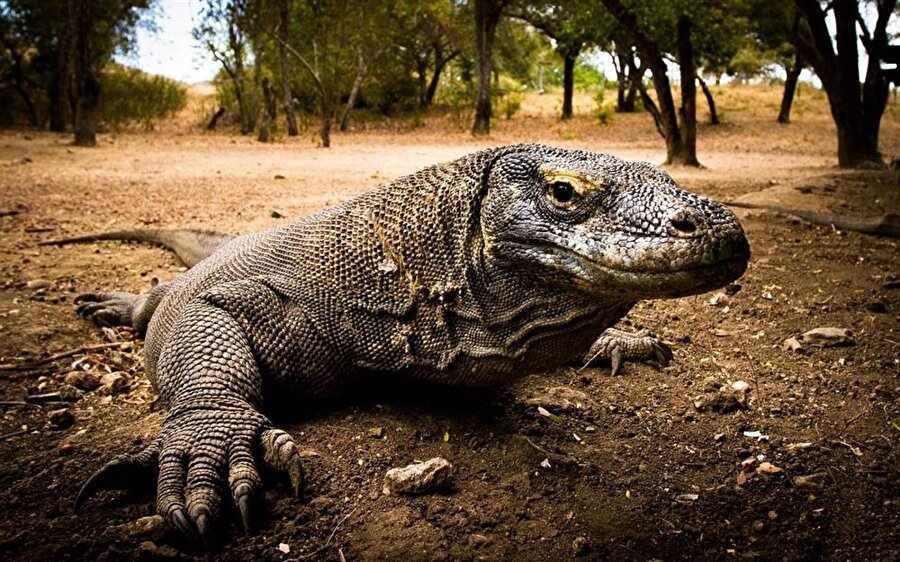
0,105 -> 897,561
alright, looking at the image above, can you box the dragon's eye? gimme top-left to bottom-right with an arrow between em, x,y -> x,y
550,181 -> 574,204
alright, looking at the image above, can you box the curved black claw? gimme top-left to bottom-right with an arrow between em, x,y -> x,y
237,493 -> 252,534
171,507 -> 201,544
582,328 -> 674,375
196,513 -> 212,547
75,444 -> 159,510
610,346 -> 625,377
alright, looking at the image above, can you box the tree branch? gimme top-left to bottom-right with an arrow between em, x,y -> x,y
265,28 -> 324,94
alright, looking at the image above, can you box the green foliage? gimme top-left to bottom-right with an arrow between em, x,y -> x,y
502,90 -> 525,119
544,58 -> 609,91
0,0 -> 157,128
98,65 -> 187,129
593,85 -> 613,124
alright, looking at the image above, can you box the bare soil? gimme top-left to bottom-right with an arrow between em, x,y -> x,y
0,86 -> 898,561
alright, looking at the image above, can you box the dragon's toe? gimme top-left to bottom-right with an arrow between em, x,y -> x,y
583,328 -> 674,375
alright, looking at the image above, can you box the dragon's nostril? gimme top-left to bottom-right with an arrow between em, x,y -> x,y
670,218 -> 697,234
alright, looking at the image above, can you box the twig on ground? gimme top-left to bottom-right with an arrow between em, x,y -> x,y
0,428 -> 28,440
0,342 -> 127,371
301,507 -> 358,560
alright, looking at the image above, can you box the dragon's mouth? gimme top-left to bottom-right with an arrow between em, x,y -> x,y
494,238 -> 750,298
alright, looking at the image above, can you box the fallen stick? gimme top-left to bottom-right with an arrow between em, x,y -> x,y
725,201 -> 900,238
0,341 -> 127,371
0,428 -> 28,440
300,507 -> 358,560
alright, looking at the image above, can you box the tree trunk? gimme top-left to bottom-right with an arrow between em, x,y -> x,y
472,0 -> 503,135
48,12 -> 75,133
613,43 -> 637,112
320,100 -> 333,148
673,17 -> 699,166
423,50 -> 458,107
258,77 -> 277,142
206,107 -> 226,130
339,48 -> 367,132
561,52 -> 576,120
227,20 -> 252,135
625,76 -> 638,112
601,0 -> 690,165
249,40 -> 262,136
696,74 -> 718,125
70,0 -> 98,147
777,54 -> 802,123
792,0 -> 891,167
278,0 -> 299,136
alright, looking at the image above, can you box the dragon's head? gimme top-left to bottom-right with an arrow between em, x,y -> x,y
479,145 -> 750,299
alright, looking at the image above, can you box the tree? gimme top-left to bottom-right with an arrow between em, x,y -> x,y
399,1 -> 465,108
195,0 -> 256,134
600,1 -> 752,165
508,1 -> 613,120
600,0 -> 701,165
472,0 -> 508,135
791,0 -> 896,167
743,1 -> 804,123
0,0 -> 152,138
68,0 -> 154,146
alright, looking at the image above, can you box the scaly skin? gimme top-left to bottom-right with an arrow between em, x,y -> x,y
71,144 -> 750,544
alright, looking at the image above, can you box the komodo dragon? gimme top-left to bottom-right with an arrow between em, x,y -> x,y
59,144 -> 750,544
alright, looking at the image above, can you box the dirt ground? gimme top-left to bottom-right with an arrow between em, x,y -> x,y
0,87 -> 898,561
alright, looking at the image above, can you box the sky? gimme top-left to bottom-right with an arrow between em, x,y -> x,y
115,0 -> 219,83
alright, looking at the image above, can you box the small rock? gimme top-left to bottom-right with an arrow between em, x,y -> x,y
708,292 -> 728,306
694,381 -> 751,413
274,174 -> 286,180
782,337 -> 803,352
383,457 -> 453,495
64,371 -> 100,391
98,373 -> 128,395
570,535 -> 591,556
270,209 -> 285,218
368,426 -> 385,439
523,386 -> 591,413
309,495 -> 334,513
57,442 -> 75,456
793,472 -> 827,489
57,384 -> 83,402
469,533 -> 493,548
676,493 -> 699,504
49,408 -> 74,430
118,515 -> 166,542
26,279 -> 51,290
798,327 -> 854,348
277,543 -> 290,554
137,541 -> 184,561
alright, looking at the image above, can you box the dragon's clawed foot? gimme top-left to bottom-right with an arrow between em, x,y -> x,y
74,291 -> 141,327
75,400 -> 304,546
582,328 -> 673,376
